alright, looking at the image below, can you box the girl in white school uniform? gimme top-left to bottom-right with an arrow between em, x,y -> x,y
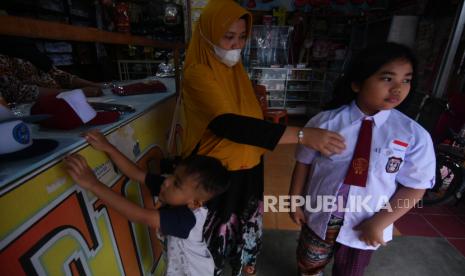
289,42 -> 436,276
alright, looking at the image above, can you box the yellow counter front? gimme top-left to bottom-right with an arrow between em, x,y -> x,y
0,78 -> 176,275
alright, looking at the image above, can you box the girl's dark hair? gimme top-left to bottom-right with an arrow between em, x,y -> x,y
179,155 -> 229,197
324,42 -> 417,110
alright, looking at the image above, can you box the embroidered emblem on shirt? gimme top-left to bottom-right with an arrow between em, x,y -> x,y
386,157 -> 403,173
352,158 -> 368,175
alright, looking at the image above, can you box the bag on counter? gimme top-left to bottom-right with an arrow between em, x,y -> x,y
112,80 -> 167,96
31,89 -> 120,130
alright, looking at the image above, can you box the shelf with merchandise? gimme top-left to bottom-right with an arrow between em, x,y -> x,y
286,105 -> 308,115
0,15 -> 184,92
287,78 -> 326,82
248,66 -> 330,115
251,78 -> 286,81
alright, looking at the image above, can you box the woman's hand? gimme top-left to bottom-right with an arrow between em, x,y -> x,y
64,154 -> 99,190
82,130 -> 114,153
302,127 -> 345,156
353,218 -> 386,247
289,206 -> 306,226
82,86 -> 103,97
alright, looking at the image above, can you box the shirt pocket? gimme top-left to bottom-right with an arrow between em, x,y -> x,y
375,148 -> 407,178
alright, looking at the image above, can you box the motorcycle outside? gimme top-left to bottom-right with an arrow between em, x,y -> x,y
417,93 -> 465,206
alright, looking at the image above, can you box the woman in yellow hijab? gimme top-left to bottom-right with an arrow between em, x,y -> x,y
181,0 -> 345,274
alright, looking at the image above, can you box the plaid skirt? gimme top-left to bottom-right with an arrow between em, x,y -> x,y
297,216 -> 374,276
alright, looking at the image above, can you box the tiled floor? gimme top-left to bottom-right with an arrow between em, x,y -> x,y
395,203 -> 465,257
256,231 -> 465,276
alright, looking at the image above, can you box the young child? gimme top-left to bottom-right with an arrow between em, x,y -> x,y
64,130 -> 229,276
288,42 -> 436,276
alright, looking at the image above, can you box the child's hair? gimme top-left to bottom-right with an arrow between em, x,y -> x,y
325,42 -> 417,110
178,155 -> 229,197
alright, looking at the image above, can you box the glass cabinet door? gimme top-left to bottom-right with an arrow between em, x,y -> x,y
250,67 -> 288,109
286,68 -> 329,115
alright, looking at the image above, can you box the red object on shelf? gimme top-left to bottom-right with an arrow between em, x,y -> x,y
112,80 -> 167,96
115,2 -> 130,33
254,84 -> 288,124
295,0 -> 308,7
247,0 -> 256,8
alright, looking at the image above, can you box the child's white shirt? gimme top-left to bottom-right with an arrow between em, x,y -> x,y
295,101 -> 436,250
165,207 -> 214,276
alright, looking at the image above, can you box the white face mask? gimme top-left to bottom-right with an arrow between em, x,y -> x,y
213,46 -> 242,67
199,27 -> 242,67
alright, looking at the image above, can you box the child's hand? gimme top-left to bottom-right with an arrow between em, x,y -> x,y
64,154 -> 99,189
289,207 -> 306,226
82,130 -> 113,152
302,127 -> 345,157
353,218 -> 386,247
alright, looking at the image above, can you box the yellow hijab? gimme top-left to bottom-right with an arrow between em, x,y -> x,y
181,0 -> 265,171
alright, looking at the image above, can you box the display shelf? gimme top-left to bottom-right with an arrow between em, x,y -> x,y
287,79 -> 317,82
117,59 -> 164,81
249,67 -> 329,115
0,15 -> 183,49
0,15 -> 184,93
251,78 -> 286,81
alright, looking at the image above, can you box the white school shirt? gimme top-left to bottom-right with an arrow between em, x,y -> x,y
165,207 -> 214,276
295,101 -> 436,250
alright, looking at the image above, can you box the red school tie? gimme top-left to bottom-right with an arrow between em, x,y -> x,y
343,119 -> 373,187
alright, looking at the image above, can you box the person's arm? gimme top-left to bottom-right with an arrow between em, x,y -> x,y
288,161 -> 311,225
208,113 -> 345,156
354,186 -> 425,247
0,74 -> 40,103
145,173 -> 165,197
83,130 -> 146,183
280,126 -> 345,156
208,113 -> 285,150
49,67 -> 103,96
49,67 -> 101,88
64,154 -> 160,230
71,76 -> 102,88
37,86 -> 64,96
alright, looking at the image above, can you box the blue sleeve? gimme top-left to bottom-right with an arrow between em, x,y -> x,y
159,206 -> 196,239
145,173 -> 165,196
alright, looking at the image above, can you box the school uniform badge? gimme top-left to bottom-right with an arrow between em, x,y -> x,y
386,157 -> 403,173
